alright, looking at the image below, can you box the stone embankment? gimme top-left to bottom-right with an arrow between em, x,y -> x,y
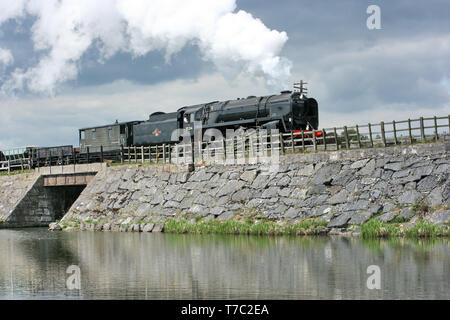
0,173 -> 41,227
52,142 -> 450,235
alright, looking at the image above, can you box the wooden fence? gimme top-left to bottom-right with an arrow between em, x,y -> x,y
0,158 -> 32,174
1,115 -> 449,173
120,115 -> 450,165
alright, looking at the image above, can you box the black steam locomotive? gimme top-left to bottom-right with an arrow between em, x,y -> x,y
0,84 -> 319,169
79,88 -> 319,152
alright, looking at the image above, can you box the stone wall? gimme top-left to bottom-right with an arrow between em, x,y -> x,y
56,142 -> 450,233
0,173 -> 85,228
0,173 -> 39,226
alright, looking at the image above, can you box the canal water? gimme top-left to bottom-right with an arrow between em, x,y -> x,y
0,228 -> 448,299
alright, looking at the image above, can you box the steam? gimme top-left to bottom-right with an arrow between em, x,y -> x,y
0,0 -> 291,95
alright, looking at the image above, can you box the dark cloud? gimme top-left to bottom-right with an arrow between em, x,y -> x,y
74,44 -> 215,87
236,0 -> 450,119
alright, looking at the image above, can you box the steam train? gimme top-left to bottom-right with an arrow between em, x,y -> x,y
79,89 -> 319,152
1,86 -> 319,168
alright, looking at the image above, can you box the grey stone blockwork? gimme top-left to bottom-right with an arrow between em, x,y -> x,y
1,173 -> 85,228
57,143 -> 450,232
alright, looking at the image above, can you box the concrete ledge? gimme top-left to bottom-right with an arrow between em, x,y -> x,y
35,163 -> 107,175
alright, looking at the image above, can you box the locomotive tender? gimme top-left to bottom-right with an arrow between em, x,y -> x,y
79,88 -> 319,150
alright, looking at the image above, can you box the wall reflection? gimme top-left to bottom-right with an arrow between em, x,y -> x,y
0,229 -> 448,299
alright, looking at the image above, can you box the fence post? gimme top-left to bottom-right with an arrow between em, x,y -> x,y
408,119 -> 413,144
198,139 -> 203,163
434,116 -> 438,141
420,117 -> 425,142
368,123 -> 373,148
191,138 -> 195,165
141,146 -> 144,163
168,145 -> 172,164
288,131 -> 293,153
392,121 -> 398,145
301,130 -> 305,152
356,125 -> 361,148
20,157 -> 24,171
344,126 -> 350,149
100,145 -> 104,163
380,122 -> 386,147
120,145 -> 124,164
448,115 -> 450,133
313,130 -> 317,152
323,129 -> 327,151
163,144 -> 166,163
150,146 -> 153,163
86,147 -> 90,164
280,133 -> 285,155
7,160 -> 10,175
333,127 -> 339,150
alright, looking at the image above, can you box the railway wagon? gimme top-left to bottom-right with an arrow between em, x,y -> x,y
79,120 -> 141,153
33,145 -> 73,159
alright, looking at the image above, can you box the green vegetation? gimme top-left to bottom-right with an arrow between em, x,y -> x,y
390,216 -> 411,223
361,217 -> 447,239
0,169 -> 34,176
69,218 -> 82,224
405,221 -> 447,238
164,218 -> 327,236
360,218 -> 403,239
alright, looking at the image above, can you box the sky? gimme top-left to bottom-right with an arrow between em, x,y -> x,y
0,0 -> 449,149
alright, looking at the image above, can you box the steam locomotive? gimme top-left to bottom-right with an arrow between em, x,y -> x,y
79,88 -> 319,152
1,85 -> 319,169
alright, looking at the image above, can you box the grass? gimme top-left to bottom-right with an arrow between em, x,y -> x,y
405,221 -> 447,238
0,169 -> 34,176
164,218 -> 327,236
360,218 -> 402,239
390,216 -> 411,223
361,217 -> 447,239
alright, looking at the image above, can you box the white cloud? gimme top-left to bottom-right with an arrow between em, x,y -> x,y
0,0 -> 291,95
0,48 -> 13,67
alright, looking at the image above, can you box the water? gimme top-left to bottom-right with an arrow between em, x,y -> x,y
0,228 -> 448,299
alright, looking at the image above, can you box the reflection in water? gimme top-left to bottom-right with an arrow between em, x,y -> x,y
0,229 -> 448,299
